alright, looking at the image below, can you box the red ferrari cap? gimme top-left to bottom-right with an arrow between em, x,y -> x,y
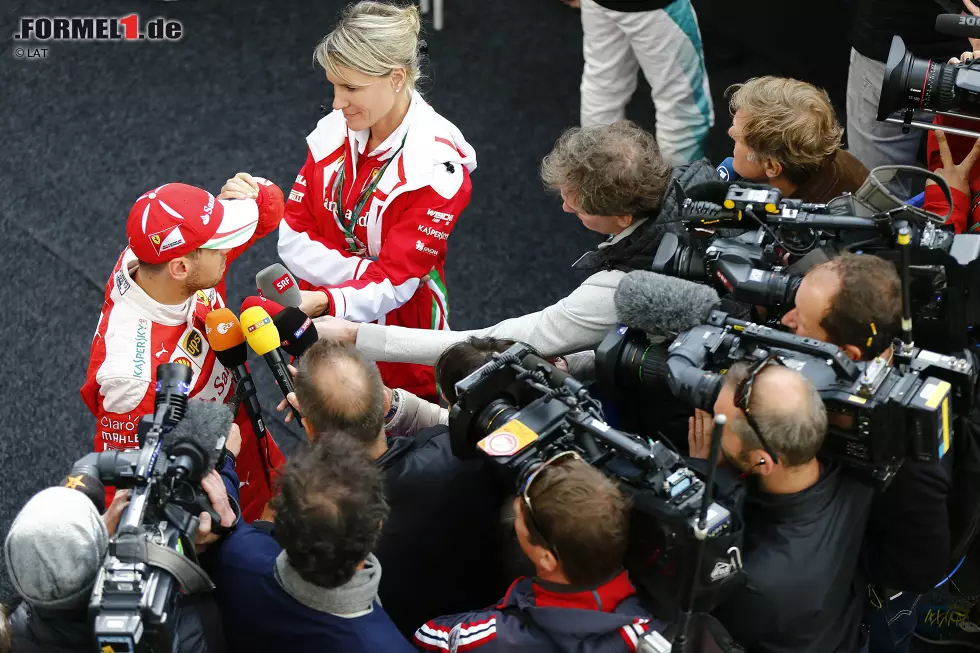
126,183 -> 259,264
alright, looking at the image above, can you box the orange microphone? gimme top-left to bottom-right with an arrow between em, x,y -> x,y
205,308 -> 267,438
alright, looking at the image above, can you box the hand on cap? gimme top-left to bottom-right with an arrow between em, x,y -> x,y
196,470 -> 236,549
219,172 -> 260,200
276,365 -> 302,424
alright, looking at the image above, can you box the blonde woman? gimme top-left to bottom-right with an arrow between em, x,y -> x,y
279,1 -> 476,401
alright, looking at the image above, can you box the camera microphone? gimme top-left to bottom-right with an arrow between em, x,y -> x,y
935,13 -> 980,39
166,400 -> 235,482
614,271 -> 721,336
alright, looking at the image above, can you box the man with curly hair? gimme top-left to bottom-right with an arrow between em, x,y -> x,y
211,432 -> 414,652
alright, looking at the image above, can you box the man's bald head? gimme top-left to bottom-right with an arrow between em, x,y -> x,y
293,339 -> 385,446
724,362 -> 827,466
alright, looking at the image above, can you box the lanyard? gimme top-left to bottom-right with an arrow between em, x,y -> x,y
332,134 -> 408,251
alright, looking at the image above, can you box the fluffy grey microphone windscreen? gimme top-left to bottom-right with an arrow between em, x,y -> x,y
614,271 -> 720,335
167,400 -> 235,478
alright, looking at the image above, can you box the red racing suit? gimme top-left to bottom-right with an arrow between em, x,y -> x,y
278,91 -> 477,400
80,181 -> 286,522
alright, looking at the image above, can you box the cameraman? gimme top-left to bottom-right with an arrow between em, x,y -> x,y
414,455 -> 665,652
727,76 -> 868,204
780,254 -> 954,581
690,361 -> 874,652
4,461 -> 237,653
779,253 -> 960,651
285,338 -> 510,637
311,120 -> 718,367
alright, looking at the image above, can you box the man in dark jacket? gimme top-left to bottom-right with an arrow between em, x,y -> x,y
415,454 -> 665,652
689,361 -> 874,652
289,338 -> 510,637
212,433 -> 414,653
727,76 -> 868,205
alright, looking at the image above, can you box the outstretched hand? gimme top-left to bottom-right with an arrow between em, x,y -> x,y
927,130 -> 980,196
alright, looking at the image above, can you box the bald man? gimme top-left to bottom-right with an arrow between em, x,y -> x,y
291,339 -> 388,457
689,361 -> 874,653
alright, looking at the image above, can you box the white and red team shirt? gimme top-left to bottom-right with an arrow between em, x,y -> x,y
80,182 -> 286,522
278,91 -> 476,399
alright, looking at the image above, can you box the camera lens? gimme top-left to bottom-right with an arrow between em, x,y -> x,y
652,233 -> 708,283
476,398 -> 520,436
879,35 -> 962,120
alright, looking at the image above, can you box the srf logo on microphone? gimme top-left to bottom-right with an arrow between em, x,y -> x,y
275,274 -> 294,293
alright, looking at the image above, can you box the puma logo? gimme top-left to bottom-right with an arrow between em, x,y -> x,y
239,472 -> 251,489
155,344 -> 169,359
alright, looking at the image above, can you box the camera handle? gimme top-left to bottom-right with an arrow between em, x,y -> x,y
895,222 -> 915,352
672,414 -> 727,653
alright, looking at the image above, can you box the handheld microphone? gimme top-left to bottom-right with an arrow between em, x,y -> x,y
241,296 -> 318,358
716,157 -> 741,183
240,306 -> 302,421
935,14 -> 980,39
166,400 -> 235,482
614,271 -> 721,336
256,263 -> 302,308
205,308 -> 268,440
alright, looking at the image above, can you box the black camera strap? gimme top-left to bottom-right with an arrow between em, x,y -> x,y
113,534 -> 215,594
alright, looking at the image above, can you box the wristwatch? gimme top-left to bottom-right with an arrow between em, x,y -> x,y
384,388 -> 402,425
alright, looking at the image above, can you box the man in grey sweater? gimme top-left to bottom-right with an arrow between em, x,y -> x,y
310,120 -> 717,371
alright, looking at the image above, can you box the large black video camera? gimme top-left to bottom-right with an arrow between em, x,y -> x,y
448,343 -> 746,619
70,363 -> 228,653
656,180 -> 980,351
596,312 -> 976,486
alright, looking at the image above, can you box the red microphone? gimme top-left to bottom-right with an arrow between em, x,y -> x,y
241,295 -> 285,318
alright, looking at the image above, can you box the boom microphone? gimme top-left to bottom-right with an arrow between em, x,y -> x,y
614,271 -> 721,336
166,400 -> 235,482
256,263 -> 302,308
935,14 -> 980,39
205,308 -> 268,441
240,306 -> 302,421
